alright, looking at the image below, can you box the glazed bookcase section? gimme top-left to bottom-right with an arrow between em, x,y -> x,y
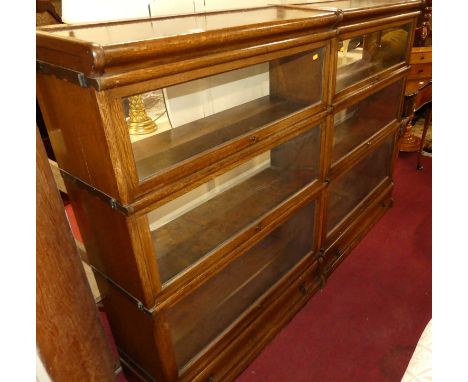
165,201 -> 316,370
147,124 -> 321,284
326,133 -> 394,234
124,48 -> 324,181
332,78 -> 403,163
336,22 -> 411,92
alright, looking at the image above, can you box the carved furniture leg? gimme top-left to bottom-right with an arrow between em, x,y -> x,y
399,109 -> 422,152
416,106 -> 432,171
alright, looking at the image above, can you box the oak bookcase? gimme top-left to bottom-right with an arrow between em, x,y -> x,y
36,1 -> 422,380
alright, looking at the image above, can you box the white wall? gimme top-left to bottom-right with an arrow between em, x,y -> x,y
62,0 -> 289,23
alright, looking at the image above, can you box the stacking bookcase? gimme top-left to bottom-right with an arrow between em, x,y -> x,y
36,2 -> 422,381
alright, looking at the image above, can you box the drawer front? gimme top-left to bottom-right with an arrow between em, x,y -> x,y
326,134 -> 394,234
336,23 -> 411,93
409,63 -> 432,79
165,201 -> 317,370
409,50 -> 432,64
149,123 -> 321,286
332,78 -> 403,164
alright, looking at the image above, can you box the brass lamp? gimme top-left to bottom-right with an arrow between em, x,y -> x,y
127,95 -> 157,135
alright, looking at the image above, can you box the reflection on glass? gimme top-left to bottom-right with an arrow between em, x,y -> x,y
327,135 -> 393,233
165,201 -> 316,369
148,125 -> 321,284
123,48 -> 324,181
336,23 -> 410,92
332,79 -> 403,162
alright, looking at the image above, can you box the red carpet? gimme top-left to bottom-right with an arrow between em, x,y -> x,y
236,152 -> 432,382
73,152 -> 431,382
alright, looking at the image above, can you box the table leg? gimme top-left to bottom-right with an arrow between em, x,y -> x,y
417,106 -> 432,171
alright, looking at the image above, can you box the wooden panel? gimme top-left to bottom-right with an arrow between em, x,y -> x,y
36,128 -> 116,381
65,182 -> 160,306
409,47 -> 432,63
408,62 -> 431,79
37,73 -> 133,202
97,278 -> 179,382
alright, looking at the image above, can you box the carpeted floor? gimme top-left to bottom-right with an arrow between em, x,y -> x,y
236,152 -> 432,382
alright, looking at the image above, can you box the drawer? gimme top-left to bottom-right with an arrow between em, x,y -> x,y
164,201 -> 317,370
409,63 -> 432,79
332,78 -> 403,164
409,50 -> 432,64
326,133 -> 394,235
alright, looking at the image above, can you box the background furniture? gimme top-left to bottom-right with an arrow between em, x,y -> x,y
36,2 -> 422,381
400,0 -> 432,153
402,80 -> 432,169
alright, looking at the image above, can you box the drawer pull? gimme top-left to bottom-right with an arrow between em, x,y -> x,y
207,375 -> 214,382
367,141 -> 372,146
249,135 -> 258,143
418,69 -> 424,74
420,56 -> 425,60
255,224 -> 262,232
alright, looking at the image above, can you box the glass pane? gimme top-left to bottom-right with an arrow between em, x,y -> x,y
123,48 -> 324,181
332,79 -> 403,162
336,23 -> 410,92
327,134 -> 393,233
165,201 -> 316,369
148,125 -> 321,284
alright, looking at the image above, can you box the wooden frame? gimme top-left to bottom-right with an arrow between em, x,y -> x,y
36,2 -> 422,381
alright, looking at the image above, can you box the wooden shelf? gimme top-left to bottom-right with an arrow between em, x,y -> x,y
332,114 -> 389,162
152,167 -> 313,283
132,95 -> 307,180
166,202 -> 315,369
